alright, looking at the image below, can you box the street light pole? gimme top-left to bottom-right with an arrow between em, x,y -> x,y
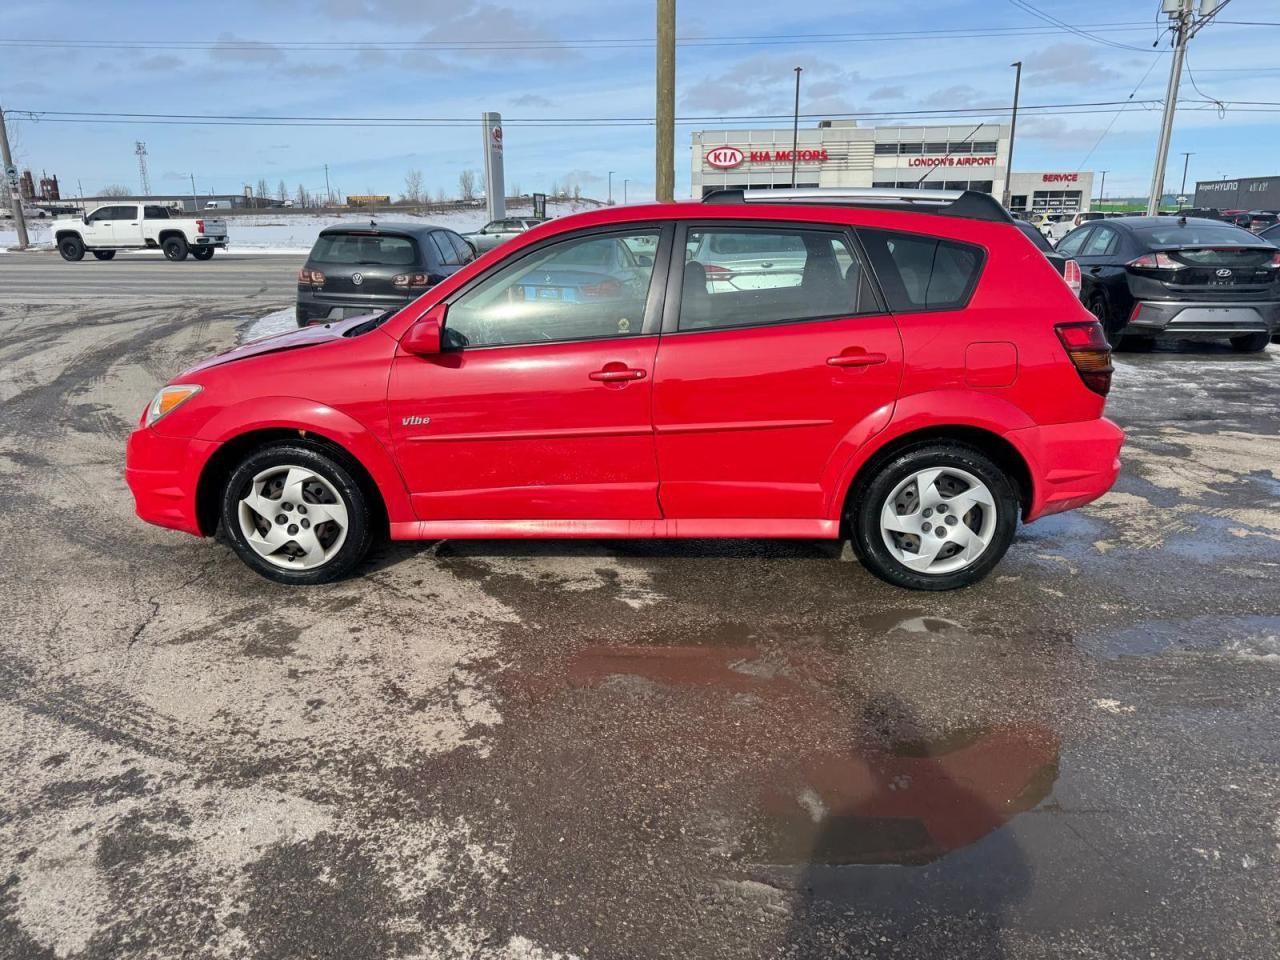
1179,151 -> 1193,201
1002,61 -> 1022,209
608,170 -> 615,204
623,178 -> 630,204
790,67 -> 802,188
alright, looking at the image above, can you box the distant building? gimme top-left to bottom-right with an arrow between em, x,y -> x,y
1194,176 -> 1280,211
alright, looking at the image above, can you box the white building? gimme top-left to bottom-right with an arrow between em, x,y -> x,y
691,121 -> 1093,214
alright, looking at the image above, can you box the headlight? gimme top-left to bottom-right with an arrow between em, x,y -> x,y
145,384 -> 202,427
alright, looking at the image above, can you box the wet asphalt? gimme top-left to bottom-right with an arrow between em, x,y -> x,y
0,257 -> 1277,959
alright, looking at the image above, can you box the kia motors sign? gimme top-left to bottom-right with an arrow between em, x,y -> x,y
706,146 -> 745,170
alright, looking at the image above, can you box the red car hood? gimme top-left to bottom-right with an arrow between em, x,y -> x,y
181,314 -> 377,376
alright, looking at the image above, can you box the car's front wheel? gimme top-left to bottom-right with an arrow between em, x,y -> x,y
850,443 -> 1019,591
58,236 -> 85,261
1230,332 -> 1271,353
220,442 -> 374,584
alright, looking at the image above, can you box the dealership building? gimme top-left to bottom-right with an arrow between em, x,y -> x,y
1194,175 -> 1280,211
691,121 -> 1094,214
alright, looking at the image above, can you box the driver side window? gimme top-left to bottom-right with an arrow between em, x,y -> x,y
445,230 -> 660,349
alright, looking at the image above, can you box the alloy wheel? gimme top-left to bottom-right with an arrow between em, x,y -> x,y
879,467 -> 998,575
237,465 -> 349,570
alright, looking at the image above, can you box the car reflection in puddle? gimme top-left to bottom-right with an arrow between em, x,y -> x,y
566,642 -> 1059,869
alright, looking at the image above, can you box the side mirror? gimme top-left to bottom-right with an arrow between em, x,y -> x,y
636,254 -> 654,267
401,304 -> 446,356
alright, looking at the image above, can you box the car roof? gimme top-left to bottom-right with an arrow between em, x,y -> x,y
316,221 -> 457,237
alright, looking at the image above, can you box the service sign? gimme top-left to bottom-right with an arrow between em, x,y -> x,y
706,146 -> 745,170
1042,173 -> 1079,183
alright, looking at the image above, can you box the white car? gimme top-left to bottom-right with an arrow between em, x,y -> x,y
1042,211 -> 1106,244
0,202 -> 48,220
51,203 -> 228,262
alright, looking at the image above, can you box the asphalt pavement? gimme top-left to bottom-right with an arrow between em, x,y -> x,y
0,261 -> 1277,959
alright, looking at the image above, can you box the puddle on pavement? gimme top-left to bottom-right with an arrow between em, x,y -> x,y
1078,614 -> 1280,661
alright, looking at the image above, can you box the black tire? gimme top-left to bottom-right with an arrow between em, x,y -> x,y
1087,292 -> 1120,347
58,235 -> 85,262
162,236 -> 189,261
220,441 -> 374,585
191,246 -> 215,260
849,442 -> 1019,591
91,250 -> 116,261
1118,334 -> 1155,352
1230,332 -> 1271,353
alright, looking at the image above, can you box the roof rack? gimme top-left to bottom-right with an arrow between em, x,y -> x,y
701,187 -> 1013,224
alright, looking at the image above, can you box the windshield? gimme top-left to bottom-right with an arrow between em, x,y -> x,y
1133,221 -> 1263,246
309,233 -> 417,265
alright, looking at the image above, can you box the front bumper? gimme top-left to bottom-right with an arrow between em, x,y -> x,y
1118,299 -> 1280,340
125,427 -> 216,536
1013,417 -> 1124,522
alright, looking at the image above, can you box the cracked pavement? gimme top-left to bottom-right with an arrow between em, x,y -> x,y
0,256 -> 1277,959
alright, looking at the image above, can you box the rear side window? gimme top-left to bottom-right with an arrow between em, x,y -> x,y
446,231 -> 474,263
143,205 -> 171,220
1055,228 -> 1092,257
431,231 -> 461,266
858,229 -> 983,312
1081,227 -> 1118,257
679,227 -> 873,331
309,233 -> 417,266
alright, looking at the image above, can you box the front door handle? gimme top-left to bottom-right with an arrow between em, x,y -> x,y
828,350 -> 887,368
589,365 -> 646,382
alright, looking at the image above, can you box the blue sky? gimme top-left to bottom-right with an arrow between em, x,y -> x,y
2,0 -> 1277,202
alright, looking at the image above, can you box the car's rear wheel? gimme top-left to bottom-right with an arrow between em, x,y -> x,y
850,443 -> 1019,591
1230,332 -> 1271,353
91,250 -> 116,261
58,236 -> 85,261
220,442 -> 373,584
162,236 -> 189,261
191,246 -> 215,261
1087,292 -> 1120,347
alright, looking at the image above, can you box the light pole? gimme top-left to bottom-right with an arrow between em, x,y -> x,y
1002,61 -> 1022,209
790,67 -> 802,188
623,178 -> 630,204
1179,151 -> 1193,202
608,170 -> 615,204
1098,170 -> 1108,208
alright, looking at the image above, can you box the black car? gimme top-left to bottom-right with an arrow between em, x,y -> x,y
1261,222 -> 1280,247
1056,216 -> 1280,352
296,222 -> 475,326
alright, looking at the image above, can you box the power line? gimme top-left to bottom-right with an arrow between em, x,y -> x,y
1006,0 -> 1161,52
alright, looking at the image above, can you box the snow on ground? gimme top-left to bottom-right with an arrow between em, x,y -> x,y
243,307 -> 299,341
0,198 -> 601,255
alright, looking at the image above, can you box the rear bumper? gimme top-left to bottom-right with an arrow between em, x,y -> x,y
296,290 -> 413,325
1119,299 -> 1280,339
125,428 -> 216,536
193,236 -> 227,247
1012,417 -> 1124,522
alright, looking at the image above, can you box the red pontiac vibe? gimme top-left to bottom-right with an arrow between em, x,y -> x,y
125,189 -> 1123,591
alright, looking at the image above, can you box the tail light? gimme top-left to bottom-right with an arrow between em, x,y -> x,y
1055,321 -> 1113,397
1063,259 -> 1082,297
1266,252 -> 1280,269
1126,252 -> 1180,270
392,272 -> 431,288
297,268 -> 325,285
195,218 -> 205,235
703,264 -> 731,276
581,278 -> 623,299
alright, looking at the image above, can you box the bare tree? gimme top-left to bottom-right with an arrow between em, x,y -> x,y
255,178 -> 270,203
458,169 -> 476,202
434,187 -> 447,204
511,181 -> 522,199
296,183 -> 309,208
99,184 -> 132,197
572,182 -> 581,201
277,179 -> 287,202
402,169 -> 423,208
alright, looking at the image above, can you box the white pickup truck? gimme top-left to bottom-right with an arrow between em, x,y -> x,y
52,202 -> 228,262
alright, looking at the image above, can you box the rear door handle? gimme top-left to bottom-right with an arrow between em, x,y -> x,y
589,366 -> 646,382
828,351 -> 887,368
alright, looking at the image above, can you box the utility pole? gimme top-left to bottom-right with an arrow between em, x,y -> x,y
790,67 -> 803,188
135,141 -> 151,196
655,0 -> 675,202
1002,61 -> 1022,209
189,173 -> 199,212
0,103 -> 29,250
608,170 -> 615,204
324,163 -> 331,206
1098,170 -> 1108,207
1148,0 -> 1195,215
1179,151 -> 1193,200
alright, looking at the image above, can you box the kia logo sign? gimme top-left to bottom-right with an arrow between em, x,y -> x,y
706,146 -> 745,170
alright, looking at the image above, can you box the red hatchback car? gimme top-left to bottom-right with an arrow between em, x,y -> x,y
126,189 -> 1123,590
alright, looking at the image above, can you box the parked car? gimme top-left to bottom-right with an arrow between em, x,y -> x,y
0,202 -> 48,220
1259,222 -> 1280,246
1014,219 -> 1081,297
52,203 -> 227,261
1055,215 -> 1280,352
1174,207 -> 1222,221
296,222 -> 475,326
126,187 -> 1123,591
1244,211 -> 1279,233
1042,210 -> 1106,244
462,217 -> 547,254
